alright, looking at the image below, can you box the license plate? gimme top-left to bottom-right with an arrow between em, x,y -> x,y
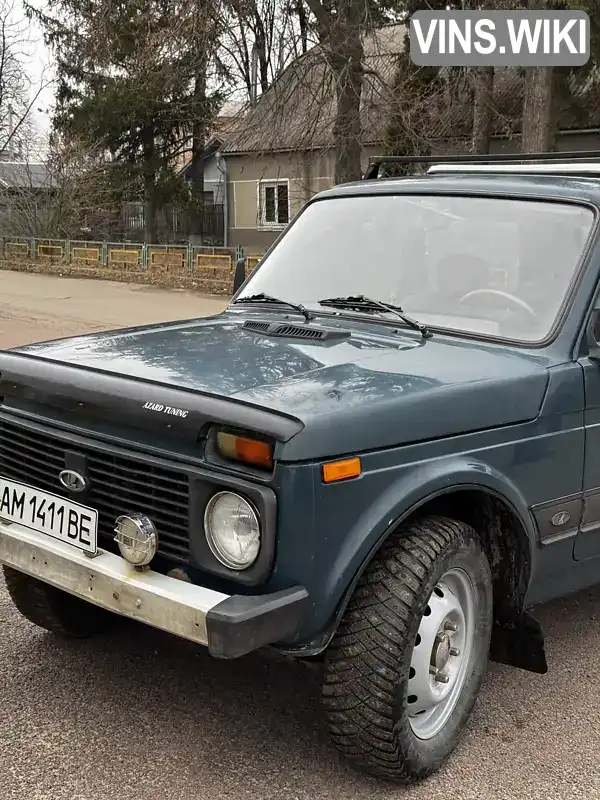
0,477 -> 98,554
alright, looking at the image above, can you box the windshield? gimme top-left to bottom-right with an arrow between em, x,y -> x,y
235,193 -> 595,343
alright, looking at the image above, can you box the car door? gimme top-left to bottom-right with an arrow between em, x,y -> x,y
575,307 -> 600,561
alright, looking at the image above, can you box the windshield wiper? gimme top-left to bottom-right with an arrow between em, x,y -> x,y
232,292 -> 314,322
318,295 -> 432,339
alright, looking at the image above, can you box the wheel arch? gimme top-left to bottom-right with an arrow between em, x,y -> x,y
285,471 -> 539,661
345,484 -> 533,626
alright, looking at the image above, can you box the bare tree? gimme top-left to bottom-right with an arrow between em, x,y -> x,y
0,136 -> 127,239
217,0 -> 313,103
303,0 -> 369,184
0,0 -> 52,159
220,0 -> 391,184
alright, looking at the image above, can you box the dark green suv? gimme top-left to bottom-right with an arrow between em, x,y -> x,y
1,153 -> 598,783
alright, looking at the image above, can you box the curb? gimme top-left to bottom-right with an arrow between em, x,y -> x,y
0,259 -> 233,297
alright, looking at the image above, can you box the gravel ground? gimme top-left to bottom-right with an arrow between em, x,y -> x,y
1,269 -> 599,800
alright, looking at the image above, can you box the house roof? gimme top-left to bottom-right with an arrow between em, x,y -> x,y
0,161 -> 53,189
221,24 -> 406,155
177,137 -> 224,178
392,66 -> 600,153
214,101 -> 247,138
221,22 -> 600,158
175,105 -> 247,172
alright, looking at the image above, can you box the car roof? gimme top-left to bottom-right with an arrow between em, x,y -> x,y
315,173 -> 600,207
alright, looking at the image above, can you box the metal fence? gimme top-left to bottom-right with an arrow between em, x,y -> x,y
0,236 -> 264,290
119,202 -> 225,244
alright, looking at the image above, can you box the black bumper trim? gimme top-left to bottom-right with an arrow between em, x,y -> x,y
206,585 -> 310,659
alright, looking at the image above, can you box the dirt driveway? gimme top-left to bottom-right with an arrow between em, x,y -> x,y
1,269 -> 600,800
0,269 -> 228,348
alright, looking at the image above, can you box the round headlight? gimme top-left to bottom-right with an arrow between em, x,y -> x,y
114,513 -> 158,567
204,491 -> 261,570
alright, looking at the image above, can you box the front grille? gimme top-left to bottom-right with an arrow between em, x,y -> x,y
0,418 -> 190,563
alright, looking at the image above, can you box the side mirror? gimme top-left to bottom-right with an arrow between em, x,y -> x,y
233,257 -> 246,294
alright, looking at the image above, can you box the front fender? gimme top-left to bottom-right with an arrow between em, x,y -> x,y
327,458 -> 536,604
289,456 -> 539,653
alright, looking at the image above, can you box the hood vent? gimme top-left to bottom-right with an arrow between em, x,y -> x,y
276,325 -> 327,340
243,321 -> 271,334
242,320 -> 349,342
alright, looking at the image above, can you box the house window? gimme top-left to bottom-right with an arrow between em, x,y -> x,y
260,181 -> 289,226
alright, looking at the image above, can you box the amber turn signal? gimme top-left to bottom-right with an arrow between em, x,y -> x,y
216,431 -> 273,469
322,457 -> 361,483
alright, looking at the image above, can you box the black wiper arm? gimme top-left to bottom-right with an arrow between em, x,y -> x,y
232,292 -> 314,322
319,295 -> 432,339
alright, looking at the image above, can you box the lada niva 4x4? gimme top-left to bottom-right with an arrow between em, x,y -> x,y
1,155 -> 599,782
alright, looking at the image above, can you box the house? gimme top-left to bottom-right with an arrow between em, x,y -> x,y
175,102 -> 247,244
179,136 -> 226,205
0,161 -> 59,237
220,26 -> 405,251
219,22 -> 600,251
386,62 -> 600,158
220,24 -> 405,251
0,161 -> 55,191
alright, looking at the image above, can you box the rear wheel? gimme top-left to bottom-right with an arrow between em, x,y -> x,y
322,515 -> 493,782
3,566 -> 115,638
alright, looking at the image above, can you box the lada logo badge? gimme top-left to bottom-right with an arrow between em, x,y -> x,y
59,469 -> 87,493
551,510 -> 571,527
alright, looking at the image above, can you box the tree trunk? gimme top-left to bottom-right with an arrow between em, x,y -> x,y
187,53 -> 208,242
254,15 -> 270,94
297,0 -> 308,55
142,134 -> 157,243
305,0 -> 366,184
330,19 -> 364,184
520,0 -> 554,153
471,66 -> 494,154
143,181 -> 157,243
521,66 -> 554,152
332,56 -> 364,183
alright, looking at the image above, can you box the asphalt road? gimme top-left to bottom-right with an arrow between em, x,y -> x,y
1,269 -> 600,800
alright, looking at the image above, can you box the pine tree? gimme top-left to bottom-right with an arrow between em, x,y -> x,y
27,0 -> 222,241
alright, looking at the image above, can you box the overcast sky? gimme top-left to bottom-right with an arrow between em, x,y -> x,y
20,1 -> 56,141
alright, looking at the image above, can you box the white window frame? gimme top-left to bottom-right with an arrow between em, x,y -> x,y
257,179 -> 290,230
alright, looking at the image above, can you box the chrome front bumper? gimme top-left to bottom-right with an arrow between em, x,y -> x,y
0,519 -> 310,658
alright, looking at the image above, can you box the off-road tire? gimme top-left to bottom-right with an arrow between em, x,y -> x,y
3,566 -> 115,638
322,515 -> 493,782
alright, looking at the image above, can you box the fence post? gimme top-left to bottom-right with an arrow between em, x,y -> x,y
64,239 -> 71,264
31,238 -> 36,261
187,243 -> 193,276
101,242 -> 108,267
141,244 -> 148,271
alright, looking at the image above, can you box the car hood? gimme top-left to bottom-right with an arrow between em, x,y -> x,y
11,313 -> 551,460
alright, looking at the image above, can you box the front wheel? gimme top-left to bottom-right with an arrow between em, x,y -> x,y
3,566 -> 115,638
322,515 -> 493,782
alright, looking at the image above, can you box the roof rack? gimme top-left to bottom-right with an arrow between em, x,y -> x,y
427,162 -> 600,176
363,151 -> 600,180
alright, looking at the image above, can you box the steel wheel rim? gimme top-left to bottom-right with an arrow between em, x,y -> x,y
407,567 -> 476,740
